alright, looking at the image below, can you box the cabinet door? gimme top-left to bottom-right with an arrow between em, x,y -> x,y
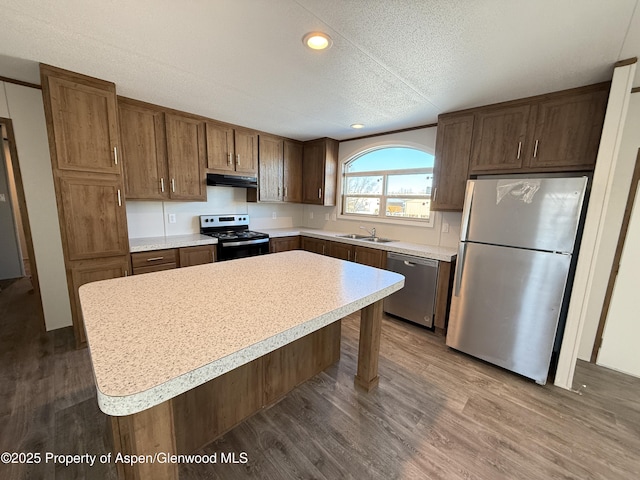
302,141 -> 324,205
165,114 -> 206,201
301,237 -> 327,255
179,245 -> 216,267
283,140 -> 303,203
46,76 -> 120,174
470,105 -> 530,173
327,241 -> 353,261
119,100 -> 168,199
269,236 -> 301,253
432,114 -> 474,211
59,174 -> 129,261
234,129 -> 258,175
70,256 -> 129,346
258,135 -> 284,201
206,122 -> 235,172
354,245 -> 385,268
528,90 -> 608,170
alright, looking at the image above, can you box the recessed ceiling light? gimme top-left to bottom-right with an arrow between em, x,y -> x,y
350,123 -> 365,129
303,32 -> 333,50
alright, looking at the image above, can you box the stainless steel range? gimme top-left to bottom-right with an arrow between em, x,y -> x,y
199,214 -> 269,261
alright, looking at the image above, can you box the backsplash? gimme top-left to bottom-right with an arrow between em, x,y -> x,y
126,186 -> 303,238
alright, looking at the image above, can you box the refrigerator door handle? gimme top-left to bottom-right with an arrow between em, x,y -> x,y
460,181 -> 475,241
454,242 -> 467,297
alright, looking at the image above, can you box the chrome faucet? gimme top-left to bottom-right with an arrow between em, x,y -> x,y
360,226 -> 376,238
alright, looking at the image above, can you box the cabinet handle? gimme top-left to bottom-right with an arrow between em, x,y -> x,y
117,189 -> 122,206
432,187 -> 437,202
517,141 -> 522,160
171,178 -> 176,193
322,245 -> 326,255
114,146 -> 118,165
354,251 -> 358,262
227,153 -> 232,166
533,139 -> 539,158
146,256 -> 164,262
318,188 -> 322,199
277,186 -> 280,197
160,178 -> 165,193
236,154 -> 240,166
124,270 -> 128,277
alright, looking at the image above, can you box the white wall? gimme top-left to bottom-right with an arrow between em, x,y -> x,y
578,92 -> 640,360
0,82 -> 72,330
597,181 -> 640,377
302,127 -> 462,248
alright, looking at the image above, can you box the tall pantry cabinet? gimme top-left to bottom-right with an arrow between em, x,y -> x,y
40,65 -> 130,346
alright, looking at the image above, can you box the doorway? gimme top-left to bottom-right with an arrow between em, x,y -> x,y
0,117 -> 44,328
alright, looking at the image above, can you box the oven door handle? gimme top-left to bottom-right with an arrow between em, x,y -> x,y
220,238 -> 270,247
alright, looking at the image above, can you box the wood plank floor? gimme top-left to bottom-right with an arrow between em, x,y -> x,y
1,277 -> 639,479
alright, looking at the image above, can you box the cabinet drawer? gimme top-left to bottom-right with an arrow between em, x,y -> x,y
133,263 -> 178,275
131,249 -> 178,269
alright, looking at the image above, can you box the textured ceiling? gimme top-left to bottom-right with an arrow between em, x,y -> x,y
0,0 -> 638,141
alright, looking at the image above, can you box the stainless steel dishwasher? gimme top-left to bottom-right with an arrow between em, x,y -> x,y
384,252 -> 439,328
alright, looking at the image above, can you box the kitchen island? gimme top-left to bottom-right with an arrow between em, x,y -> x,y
79,250 -> 404,480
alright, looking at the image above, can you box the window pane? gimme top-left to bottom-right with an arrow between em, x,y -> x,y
386,198 -> 430,219
386,174 -> 433,195
344,197 -> 381,216
347,148 -> 434,173
345,176 -> 383,194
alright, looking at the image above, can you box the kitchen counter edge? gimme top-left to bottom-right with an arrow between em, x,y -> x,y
129,234 -> 217,253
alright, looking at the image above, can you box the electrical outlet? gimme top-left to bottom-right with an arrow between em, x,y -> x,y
168,213 -> 176,224
0,193 -> 5,202
324,213 -> 330,221
309,211 -> 314,220
442,223 -> 449,233
272,211 -> 277,219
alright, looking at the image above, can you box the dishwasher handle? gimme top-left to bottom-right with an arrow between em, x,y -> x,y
387,252 -> 438,268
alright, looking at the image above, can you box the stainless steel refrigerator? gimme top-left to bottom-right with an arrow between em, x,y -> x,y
446,175 -> 589,384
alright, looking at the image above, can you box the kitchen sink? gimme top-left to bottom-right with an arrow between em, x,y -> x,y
362,237 -> 394,243
336,233 -> 370,239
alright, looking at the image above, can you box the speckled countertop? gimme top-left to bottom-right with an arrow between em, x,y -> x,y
129,233 -> 217,252
79,251 -> 404,417
260,228 -> 457,262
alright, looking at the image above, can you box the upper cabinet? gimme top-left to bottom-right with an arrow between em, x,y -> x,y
46,75 -> 120,174
526,89 -> 608,170
283,140 -> 303,203
165,113 -> 206,201
302,138 -> 339,206
432,83 -> 609,211
432,113 -> 474,211
258,135 -> 284,202
469,104 -> 531,173
206,122 -> 258,175
119,98 -> 168,200
119,98 -> 206,201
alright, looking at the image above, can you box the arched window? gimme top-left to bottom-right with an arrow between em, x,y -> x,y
342,147 -> 434,222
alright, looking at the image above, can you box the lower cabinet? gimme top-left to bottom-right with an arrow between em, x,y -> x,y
131,245 -> 215,275
301,237 -> 327,255
179,245 -> 216,266
70,256 -> 130,346
269,236 -> 301,253
302,237 -> 386,268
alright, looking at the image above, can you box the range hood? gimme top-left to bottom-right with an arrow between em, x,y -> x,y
206,173 -> 258,188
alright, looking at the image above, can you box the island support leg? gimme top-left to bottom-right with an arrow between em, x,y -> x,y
354,299 -> 383,391
110,399 -> 179,480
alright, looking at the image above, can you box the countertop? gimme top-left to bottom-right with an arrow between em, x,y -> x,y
79,251 -> 404,416
129,233 -> 217,253
260,228 -> 457,262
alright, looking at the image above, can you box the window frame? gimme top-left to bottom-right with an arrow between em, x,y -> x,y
339,146 -> 435,227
